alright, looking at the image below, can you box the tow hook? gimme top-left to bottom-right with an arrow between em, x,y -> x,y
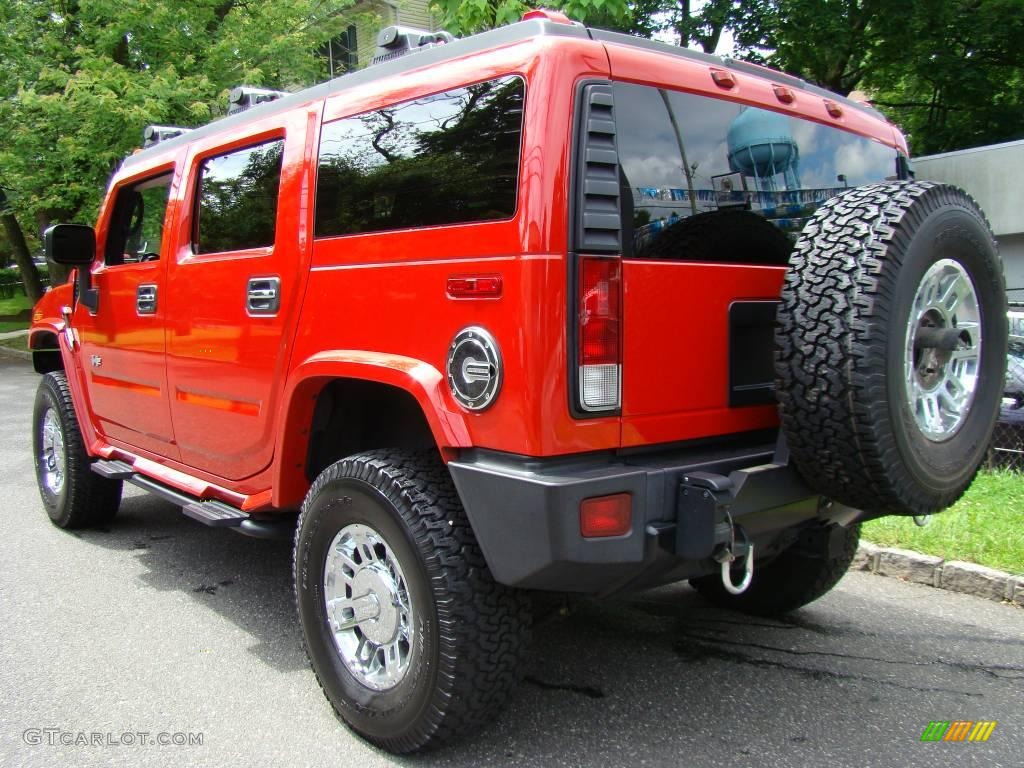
712,513 -> 754,595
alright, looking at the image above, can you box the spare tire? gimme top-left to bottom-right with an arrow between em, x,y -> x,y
775,181 -> 1007,517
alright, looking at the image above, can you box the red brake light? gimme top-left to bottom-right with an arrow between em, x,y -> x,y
580,493 -> 632,538
710,69 -> 736,89
824,99 -> 844,118
579,257 -> 620,366
577,256 -> 621,411
773,85 -> 795,104
522,9 -> 573,24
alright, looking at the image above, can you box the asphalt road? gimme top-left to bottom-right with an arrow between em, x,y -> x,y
1,355 -> 1022,768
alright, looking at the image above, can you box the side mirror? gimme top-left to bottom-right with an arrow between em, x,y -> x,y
43,223 -> 96,266
43,224 -> 99,313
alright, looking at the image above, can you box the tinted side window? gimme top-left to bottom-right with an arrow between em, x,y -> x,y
104,173 -> 172,266
194,140 -> 284,254
315,76 -> 524,238
613,83 -> 899,263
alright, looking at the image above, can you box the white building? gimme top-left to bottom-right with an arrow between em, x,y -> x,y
913,139 -> 1024,304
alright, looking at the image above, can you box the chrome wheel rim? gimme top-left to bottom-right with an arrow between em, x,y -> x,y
904,258 -> 982,441
40,408 -> 66,495
323,523 -> 414,691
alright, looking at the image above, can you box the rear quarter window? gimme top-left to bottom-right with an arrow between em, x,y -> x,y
314,75 -> 525,238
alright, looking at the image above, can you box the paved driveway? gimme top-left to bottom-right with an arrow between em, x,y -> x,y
1,357 -> 1021,767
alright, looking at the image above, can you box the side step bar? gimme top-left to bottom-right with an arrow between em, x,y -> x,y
183,499 -> 248,527
90,459 -> 293,540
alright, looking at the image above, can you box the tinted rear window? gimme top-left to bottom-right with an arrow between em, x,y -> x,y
315,76 -> 524,238
613,83 -> 900,263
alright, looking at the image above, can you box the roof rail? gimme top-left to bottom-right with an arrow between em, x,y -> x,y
370,26 -> 455,66
228,86 -> 288,115
142,125 -> 193,148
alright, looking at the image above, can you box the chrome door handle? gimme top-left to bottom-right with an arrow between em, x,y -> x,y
247,277 -> 280,315
137,284 -> 157,314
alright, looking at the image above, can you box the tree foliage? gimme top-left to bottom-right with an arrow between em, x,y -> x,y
1,0 -> 1020,294
731,0 -> 1024,155
0,0 -> 367,285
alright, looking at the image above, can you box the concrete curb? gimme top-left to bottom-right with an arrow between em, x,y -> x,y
854,541 -> 1023,607
0,343 -> 31,362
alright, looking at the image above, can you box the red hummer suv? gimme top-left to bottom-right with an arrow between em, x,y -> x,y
29,10 -> 1006,753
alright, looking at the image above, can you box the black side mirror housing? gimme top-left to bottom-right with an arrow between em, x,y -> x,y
43,224 -> 99,312
43,223 -> 96,266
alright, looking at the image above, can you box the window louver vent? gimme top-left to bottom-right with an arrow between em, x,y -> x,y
575,85 -> 621,253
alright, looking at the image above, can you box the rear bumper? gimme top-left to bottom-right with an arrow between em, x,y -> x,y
448,435 -> 854,593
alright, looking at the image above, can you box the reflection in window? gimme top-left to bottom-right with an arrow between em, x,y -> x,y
613,83 -> 901,263
105,173 -> 172,266
195,140 -> 284,254
315,76 -> 524,238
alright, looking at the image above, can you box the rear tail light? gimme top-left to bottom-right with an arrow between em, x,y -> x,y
580,493 -> 632,538
578,256 -> 621,411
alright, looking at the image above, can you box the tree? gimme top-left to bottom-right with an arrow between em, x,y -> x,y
431,0 -> 631,35
0,0 -> 368,294
867,0 -> 1024,155
730,0 -> 1023,154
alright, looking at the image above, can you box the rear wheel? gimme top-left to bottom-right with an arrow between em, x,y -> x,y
294,450 -> 530,753
32,371 -> 122,528
690,524 -> 861,616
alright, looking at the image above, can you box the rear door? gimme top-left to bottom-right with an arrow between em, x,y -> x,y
164,105 -> 318,480
609,80 -> 900,447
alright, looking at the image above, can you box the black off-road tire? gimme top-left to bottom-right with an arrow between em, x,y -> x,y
690,524 -> 861,616
294,450 -> 531,754
776,182 -> 1007,517
32,371 -> 122,528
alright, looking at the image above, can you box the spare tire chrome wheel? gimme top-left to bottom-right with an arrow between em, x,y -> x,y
904,259 -> 983,441
776,182 -> 1007,517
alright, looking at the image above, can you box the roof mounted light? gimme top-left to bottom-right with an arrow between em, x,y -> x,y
142,125 -> 192,148
370,26 -> 455,66
228,86 -> 288,115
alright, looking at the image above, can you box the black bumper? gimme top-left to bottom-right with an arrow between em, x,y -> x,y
448,435 -> 852,594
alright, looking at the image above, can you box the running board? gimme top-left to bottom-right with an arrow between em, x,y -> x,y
91,459 -> 135,480
89,458 -> 294,539
182,499 -> 248,527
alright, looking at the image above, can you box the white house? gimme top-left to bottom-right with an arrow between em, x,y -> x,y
913,139 -> 1024,305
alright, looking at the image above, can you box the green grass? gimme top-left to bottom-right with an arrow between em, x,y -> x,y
863,470 -> 1024,575
0,292 -> 31,316
0,293 -> 32,332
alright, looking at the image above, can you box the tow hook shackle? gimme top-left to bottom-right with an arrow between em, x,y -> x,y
712,516 -> 754,595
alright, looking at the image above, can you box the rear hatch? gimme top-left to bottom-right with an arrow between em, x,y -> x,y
574,40 -> 904,448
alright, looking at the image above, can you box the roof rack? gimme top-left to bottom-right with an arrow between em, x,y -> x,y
228,86 -> 288,115
370,25 -> 455,66
142,125 -> 193,148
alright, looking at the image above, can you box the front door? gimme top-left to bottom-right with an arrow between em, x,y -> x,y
76,168 -> 179,458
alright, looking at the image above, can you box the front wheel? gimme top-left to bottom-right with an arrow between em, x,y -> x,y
32,371 -> 122,528
293,450 -> 530,753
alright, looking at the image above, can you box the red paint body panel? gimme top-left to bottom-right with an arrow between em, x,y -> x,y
620,261 -> 787,445
29,26 -> 908,513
